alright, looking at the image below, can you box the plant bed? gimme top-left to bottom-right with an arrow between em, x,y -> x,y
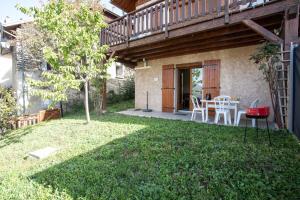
17,114 -> 39,128
39,109 -> 61,122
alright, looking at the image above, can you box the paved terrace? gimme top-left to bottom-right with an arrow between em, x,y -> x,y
118,109 -> 275,129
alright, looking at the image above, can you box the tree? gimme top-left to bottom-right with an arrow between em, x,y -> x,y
18,0 -> 113,123
250,42 -> 282,127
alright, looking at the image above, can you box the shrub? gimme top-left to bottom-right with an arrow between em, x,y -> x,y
107,90 -> 120,104
108,76 -> 135,104
119,76 -> 135,100
0,86 -> 17,134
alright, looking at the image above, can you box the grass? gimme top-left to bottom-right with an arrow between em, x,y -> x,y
107,99 -> 135,113
0,101 -> 299,200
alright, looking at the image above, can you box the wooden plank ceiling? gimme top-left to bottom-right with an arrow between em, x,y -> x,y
111,0 -> 152,12
111,0 -> 137,12
114,13 -> 283,62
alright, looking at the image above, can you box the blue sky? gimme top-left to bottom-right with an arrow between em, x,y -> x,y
0,0 -> 122,22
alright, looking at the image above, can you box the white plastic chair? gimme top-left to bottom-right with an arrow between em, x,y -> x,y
214,95 -> 232,125
191,95 -> 205,122
236,99 -> 260,127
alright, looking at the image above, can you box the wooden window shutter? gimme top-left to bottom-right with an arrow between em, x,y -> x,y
162,64 -> 175,112
203,59 -> 221,99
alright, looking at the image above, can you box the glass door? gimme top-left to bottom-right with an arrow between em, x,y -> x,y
191,68 -> 203,101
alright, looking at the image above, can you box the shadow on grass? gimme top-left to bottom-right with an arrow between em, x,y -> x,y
30,113 -> 300,200
0,126 -> 35,149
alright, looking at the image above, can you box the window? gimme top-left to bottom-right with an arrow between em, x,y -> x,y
116,63 -> 124,78
40,62 -> 52,71
0,40 -> 12,55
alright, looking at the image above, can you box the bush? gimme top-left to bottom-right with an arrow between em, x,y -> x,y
107,90 -> 119,104
108,77 -> 135,104
0,86 -> 16,134
119,76 -> 135,100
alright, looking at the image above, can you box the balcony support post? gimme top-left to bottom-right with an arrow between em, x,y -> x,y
165,0 -> 169,38
225,0 -> 229,24
127,14 -> 131,47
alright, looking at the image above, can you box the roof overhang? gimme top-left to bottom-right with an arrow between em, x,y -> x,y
111,0 -> 137,13
103,8 -> 120,20
2,19 -> 33,28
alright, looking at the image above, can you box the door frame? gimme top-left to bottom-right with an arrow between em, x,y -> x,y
175,62 -> 202,111
176,68 -> 191,111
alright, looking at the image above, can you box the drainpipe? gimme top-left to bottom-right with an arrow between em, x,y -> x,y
288,42 -> 297,132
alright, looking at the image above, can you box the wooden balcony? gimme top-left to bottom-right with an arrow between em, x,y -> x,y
101,0 -> 297,63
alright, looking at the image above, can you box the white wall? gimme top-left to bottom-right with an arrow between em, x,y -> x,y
107,62 -> 126,79
14,69 -> 50,115
107,62 -> 117,79
0,53 -> 13,87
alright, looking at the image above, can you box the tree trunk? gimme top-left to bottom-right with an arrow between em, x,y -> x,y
84,80 -> 90,123
102,80 -> 107,111
268,69 -> 282,128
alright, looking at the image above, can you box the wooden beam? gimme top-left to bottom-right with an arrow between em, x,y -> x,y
176,62 -> 203,68
119,16 -> 282,56
109,51 -> 116,59
127,24 -> 279,59
242,19 -> 283,44
2,29 -> 16,38
146,40 -> 262,60
284,5 -> 299,49
224,0 -> 230,24
130,33 -> 262,59
115,58 -> 137,68
137,37 -> 263,60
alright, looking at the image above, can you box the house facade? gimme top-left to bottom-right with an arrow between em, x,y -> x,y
103,0 -> 299,128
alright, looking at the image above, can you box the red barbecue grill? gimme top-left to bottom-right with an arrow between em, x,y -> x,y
244,106 -> 271,145
246,107 -> 270,117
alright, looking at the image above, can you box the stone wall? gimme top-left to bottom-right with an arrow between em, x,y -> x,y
135,45 -> 273,119
107,65 -> 134,94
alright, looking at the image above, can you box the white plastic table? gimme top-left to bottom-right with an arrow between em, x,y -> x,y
201,100 -> 240,125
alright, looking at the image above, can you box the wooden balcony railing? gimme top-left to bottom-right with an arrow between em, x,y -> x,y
101,0 -> 273,47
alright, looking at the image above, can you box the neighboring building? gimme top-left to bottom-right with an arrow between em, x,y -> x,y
102,0 -> 298,128
0,19 -> 46,115
0,7 -> 133,115
0,19 -> 22,88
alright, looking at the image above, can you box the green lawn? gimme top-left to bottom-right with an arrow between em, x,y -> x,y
0,101 -> 299,200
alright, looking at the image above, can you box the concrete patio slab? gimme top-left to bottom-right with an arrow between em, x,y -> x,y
118,109 -> 275,129
119,109 -> 193,122
29,147 -> 59,159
